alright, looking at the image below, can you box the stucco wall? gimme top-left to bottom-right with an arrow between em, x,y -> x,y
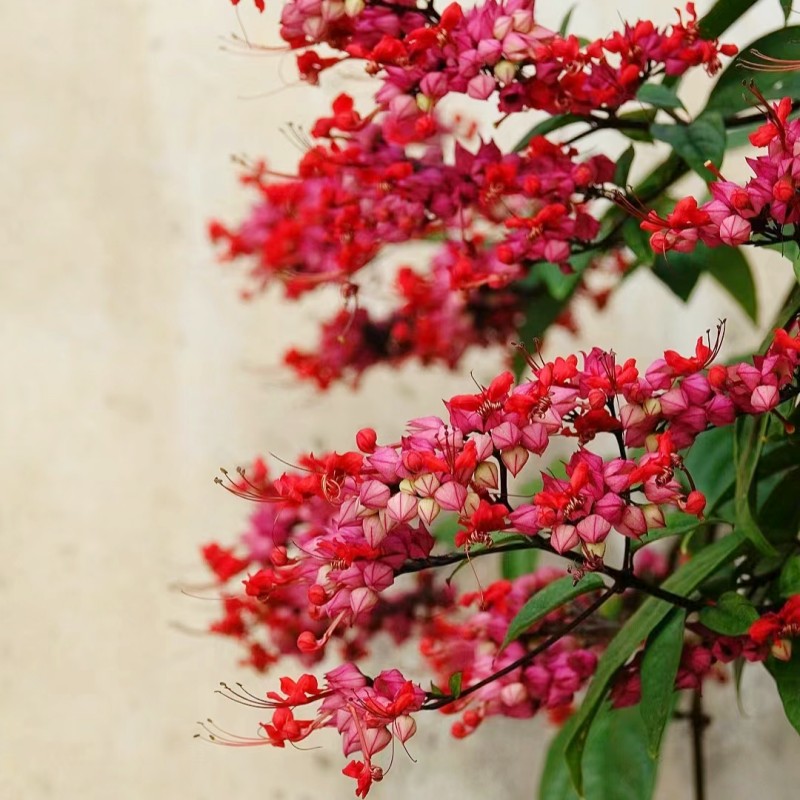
1,1 -> 798,798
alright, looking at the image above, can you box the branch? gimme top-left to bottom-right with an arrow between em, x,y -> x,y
422,587 -> 615,709
397,537 -> 702,612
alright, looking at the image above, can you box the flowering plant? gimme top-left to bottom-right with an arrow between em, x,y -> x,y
193,1 -> 800,797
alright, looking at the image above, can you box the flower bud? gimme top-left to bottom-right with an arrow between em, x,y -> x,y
493,59 -> 517,85
356,427 -> 377,453
344,0 -> 364,16
472,460 -> 499,490
417,497 -> 441,527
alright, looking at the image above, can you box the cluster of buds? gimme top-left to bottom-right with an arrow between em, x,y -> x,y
641,95 -> 800,254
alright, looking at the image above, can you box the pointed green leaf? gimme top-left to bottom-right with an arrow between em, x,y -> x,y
512,290 -> 568,379
640,609 -> 686,757
540,707 -> 657,800
758,468 -> 800,545
613,146 -> 635,187
582,707 -> 658,800
501,573 -> 606,650
766,651 -> 800,735
780,0 -> 793,23
652,248 -> 703,301
684,424 -> 736,513
699,591 -> 759,635
697,0 -> 759,39
636,83 -> 685,111
651,114 -> 726,179
706,27 -> 800,115
564,532 -> 745,795
448,671 -> 463,698
734,415 -> 778,555
540,717 -> 581,800
632,514 -> 706,552
558,5 -> 576,35
705,247 -> 758,323
779,556 -> 800,598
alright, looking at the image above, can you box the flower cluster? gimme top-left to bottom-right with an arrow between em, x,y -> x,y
272,0 -> 733,116
641,96 -> 800,254
212,2 -> 736,387
203,325 -> 800,669
203,664 -> 425,797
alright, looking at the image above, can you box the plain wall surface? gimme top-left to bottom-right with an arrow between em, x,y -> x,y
1,1 -> 799,798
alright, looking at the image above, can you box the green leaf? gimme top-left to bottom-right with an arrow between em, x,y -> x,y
780,0 -> 793,23
512,289 -> 567,379
540,707 -> 657,800
699,591 -> 759,635
558,5 -> 575,35
779,556 -> 800,598
613,145 -> 635,187
540,717 -> 581,800
706,247 -> 758,322
501,573 -> 606,650
766,651 -> 800,735
652,248 -> 703,301
501,547 -> 539,580
734,415 -> 778,555
513,114 -> 584,152
448,671 -> 463,698
632,514 -> 706,552
622,217 -> 653,264
706,27 -> 800,116
617,108 -> 656,142
540,261 -> 582,300
698,0 -> 759,39
684,424 -> 736,514
564,532 -> 745,795
651,113 -> 726,179
757,468 -> 800,545
582,707 -> 658,800
640,609 -> 686,757
636,83 -> 685,111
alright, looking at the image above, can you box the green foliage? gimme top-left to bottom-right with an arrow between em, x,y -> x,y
636,83 -> 685,111
651,113 -> 727,179
779,556 -> 800,598
448,671 -> 463,698
734,415 -> 778,555
540,707 -> 657,800
697,0 -> 760,39
705,247 -> 758,322
501,547 -> 539,580
558,5 -> 576,36
779,0 -> 793,23
563,532 -> 745,795
640,610 -> 686,757
501,573 -> 606,650
699,591 -> 759,635
613,145 -> 635,187
767,651 -> 800,735
706,27 -> 800,115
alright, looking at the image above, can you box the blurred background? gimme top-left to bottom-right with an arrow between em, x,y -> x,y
2,1 -> 799,797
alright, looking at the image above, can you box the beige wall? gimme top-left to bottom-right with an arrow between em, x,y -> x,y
1,1 -> 798,798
